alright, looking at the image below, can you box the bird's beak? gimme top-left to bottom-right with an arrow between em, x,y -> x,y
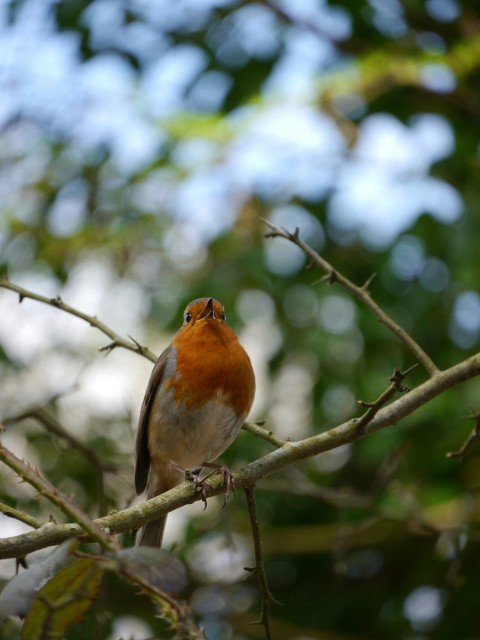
200,298 -> 215,320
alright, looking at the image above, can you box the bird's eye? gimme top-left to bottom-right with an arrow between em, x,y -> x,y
184,312 -> 192,323
221,312 -> 226,321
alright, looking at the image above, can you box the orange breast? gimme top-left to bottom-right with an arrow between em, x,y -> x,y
168,321 -> 255,418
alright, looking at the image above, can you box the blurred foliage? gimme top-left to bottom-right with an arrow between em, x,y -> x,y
1,0 -> 480,639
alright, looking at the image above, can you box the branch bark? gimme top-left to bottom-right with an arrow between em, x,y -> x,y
5,408 -> 114,517
261,219 -> 440,376
1,350 -> 478,559
0,445 -> 116,553
0,278 -> 157,363
244,486 -> 273,640
0,502 -> 43,530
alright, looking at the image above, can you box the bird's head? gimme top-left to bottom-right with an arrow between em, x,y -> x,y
181,297 -> 226,327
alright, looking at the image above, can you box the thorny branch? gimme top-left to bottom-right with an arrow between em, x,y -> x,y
242,420 -> 289,448
261,218 -> 440,376
1,349 -> 479,559
244,486 -> 274,640
1,227 -> 479,640
0,502 -> 43,530
0,278 -> 157,363
5,407 -> 115,517
0,444 -> 116,553
355,364 -> 418,434
447,408 -> 480,459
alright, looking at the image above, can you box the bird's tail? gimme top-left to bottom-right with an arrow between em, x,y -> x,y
137,515 -> 167,548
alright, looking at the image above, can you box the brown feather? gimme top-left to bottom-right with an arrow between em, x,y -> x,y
134,348 -> 170,494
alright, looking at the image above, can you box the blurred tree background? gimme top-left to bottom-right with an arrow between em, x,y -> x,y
1,0 -> 480,638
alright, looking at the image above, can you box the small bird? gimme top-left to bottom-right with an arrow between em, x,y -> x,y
135,297 -> 255,548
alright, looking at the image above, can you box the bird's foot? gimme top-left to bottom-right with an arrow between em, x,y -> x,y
169,461 -> 235,510
191,468 -> 213,510
170,462 -> 211,510
200,462 -> 236,508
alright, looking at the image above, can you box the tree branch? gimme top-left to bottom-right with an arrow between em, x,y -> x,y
0,278 -> 157,363
447,408 -> 480,459
0,444 -> 116,553
356,364 -> 418,434
244,486 -> 274,640
242,421 -> 288,448
1,350 -> 478,559
0,502 -> 44,530
5,407 -> 114,517
261,218 -> 439,376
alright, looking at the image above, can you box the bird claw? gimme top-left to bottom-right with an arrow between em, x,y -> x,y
201,462 -> 236,508
169,461 -> 235,510
191,469 -> 212,511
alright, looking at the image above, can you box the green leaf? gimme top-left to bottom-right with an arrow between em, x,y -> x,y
21,559 -> 103,640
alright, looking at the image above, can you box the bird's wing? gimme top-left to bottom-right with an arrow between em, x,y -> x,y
134,347 -> 171,494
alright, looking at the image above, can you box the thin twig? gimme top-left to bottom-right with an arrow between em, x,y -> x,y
0,278 -> 157,363
355,364 -> 418,434
0,350 -> 479,559
0,443 -> 116,552
244,486 -> 273,640
5,407 -> 113,517
0,502 -> 44,529
447,408 -> 480,459
261,219 -> 439,376
73,549 -> 185,619
242,421 -> 288,448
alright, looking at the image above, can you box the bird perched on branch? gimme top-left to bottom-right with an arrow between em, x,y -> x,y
135,297 -> 255,548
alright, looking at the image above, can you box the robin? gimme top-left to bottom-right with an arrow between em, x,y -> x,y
134,297 -> 255,547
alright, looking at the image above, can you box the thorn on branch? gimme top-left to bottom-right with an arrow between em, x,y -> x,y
99,341 -> 119,356
313,270 -> 338,286
290,226 -> 300,241
447,408 -> 480,459
389,364 -> 419,392
361,273 -> 377,292
127,334 -> 147,356
356,364 -> 418,435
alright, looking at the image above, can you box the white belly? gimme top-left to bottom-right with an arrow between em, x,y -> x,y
149,391 -> 244,470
